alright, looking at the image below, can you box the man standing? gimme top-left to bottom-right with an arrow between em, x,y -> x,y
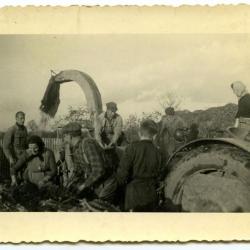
158,107 -> 186,157
62,122 -> 117,203
95,102 -> 123,147
3,111 -> 28,167
116,119 -> 163,212
95,102 -> 124,170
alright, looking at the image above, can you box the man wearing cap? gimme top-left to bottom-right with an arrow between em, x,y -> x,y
95,102 -> 124,170
95,102 -> 123,147
62,122 -> 117,203
116,119 -> 164,212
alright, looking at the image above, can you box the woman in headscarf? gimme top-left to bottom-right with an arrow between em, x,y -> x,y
231,81 -> 250,130
10,135 -> 57,188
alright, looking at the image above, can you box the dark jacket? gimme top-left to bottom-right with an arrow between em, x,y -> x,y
236,93 -> 250,118
116,139 -> 162,211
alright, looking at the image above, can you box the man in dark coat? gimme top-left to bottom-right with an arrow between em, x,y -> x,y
116,119 -> 163,212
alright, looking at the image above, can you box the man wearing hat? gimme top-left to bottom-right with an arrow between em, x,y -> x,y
116,119 -> 163,211
95,101 -> 124,170
95,102 -> 123,147
62,122 -> 117,203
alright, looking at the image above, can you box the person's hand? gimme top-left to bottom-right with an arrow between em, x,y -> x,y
26,148 -> 34,156
38,163 -> 46,172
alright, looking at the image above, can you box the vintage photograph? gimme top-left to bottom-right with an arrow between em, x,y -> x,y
0,34 -> 249,213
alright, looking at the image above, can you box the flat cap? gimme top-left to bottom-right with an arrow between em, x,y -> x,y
106,102 -> 118,112
62,122 -> 82,136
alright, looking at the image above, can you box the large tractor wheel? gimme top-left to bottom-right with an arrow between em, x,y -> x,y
164,141 -> 250,212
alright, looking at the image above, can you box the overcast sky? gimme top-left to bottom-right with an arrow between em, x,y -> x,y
0,34 -> 249,130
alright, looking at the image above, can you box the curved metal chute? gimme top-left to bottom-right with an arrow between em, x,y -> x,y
54,70 -> 103,116
39,70 -> 103,128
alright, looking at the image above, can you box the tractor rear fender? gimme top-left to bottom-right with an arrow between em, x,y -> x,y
165,137 -> 250,206
167,137 -> 250,167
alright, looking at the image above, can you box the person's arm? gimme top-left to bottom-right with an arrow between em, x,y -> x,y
94,114 -> 104,147
3,127 -> 15,164
44,150 -> 57,179
235,100 -> 240,127
157,149 -> 168,182
38,150 -> 57,187
234,118 -> 239,128
24,126 -> 28,149
116,144 -> 134,186
111,115 -> 123,145
10,151 -> 30,176
81,139 -> 105,188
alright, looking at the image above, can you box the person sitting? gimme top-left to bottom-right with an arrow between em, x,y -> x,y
10,135 -> 57,188
62,122 -> 117,203
116,119 -> 163,212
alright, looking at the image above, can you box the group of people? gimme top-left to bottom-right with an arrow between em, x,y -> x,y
2,102 -> 165,211
2,81 -> 249,211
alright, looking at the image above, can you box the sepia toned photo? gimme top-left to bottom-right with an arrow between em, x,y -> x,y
1,5 -> 250,243
0,34 -> 249,213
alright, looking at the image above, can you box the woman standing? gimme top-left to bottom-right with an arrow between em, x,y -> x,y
231,81 -> 250,130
